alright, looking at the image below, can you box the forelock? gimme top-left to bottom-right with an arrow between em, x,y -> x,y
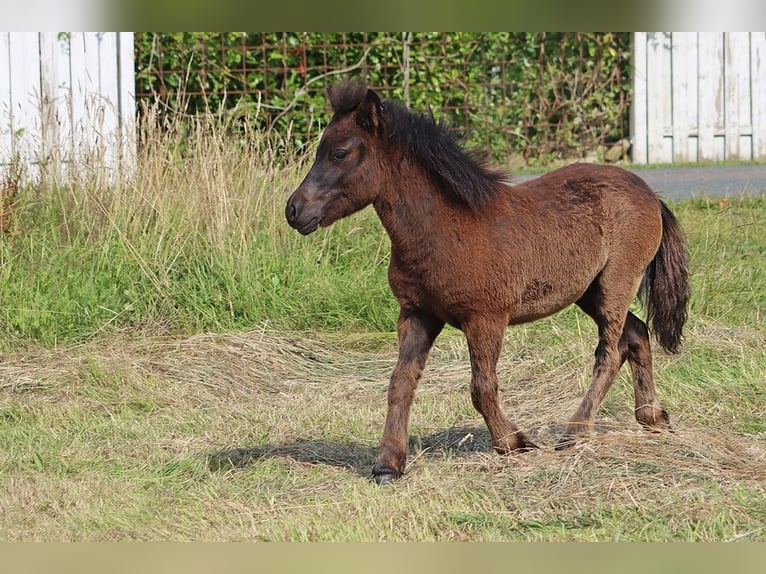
327,79 -> 368,115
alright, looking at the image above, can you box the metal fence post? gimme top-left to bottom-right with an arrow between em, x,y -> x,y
402,32 -> 411,108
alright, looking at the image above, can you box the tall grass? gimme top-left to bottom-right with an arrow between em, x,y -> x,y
1,105 -> 764,350
0,106 -> 395,348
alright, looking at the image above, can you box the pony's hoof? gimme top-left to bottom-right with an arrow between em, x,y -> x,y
371,463 -> 402,486
373,472 -> 399,486
555,435 -> 577,451
494,432 -> 539,455
637,406 -> 672,432
519,436 -> 540,452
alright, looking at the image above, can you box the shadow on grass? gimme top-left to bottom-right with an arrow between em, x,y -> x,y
206,425 -> 494,479
205,422 -> 624,479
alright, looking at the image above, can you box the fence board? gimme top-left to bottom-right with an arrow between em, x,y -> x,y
8,33 -> 43,169
671,32 -> 698,163
70,32 -> 100,164
0,33 -> 12,163
117,33 -> 136,175
631,33 -> 648,164
697,32 -> 725,162
645,32 -> 673,163
98,33 -> 122,172
38,33 -> 69,173
752,33 -> 766,159
725,32 -> 753,160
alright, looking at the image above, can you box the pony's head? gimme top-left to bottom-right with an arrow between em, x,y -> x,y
285,79 -> 384,235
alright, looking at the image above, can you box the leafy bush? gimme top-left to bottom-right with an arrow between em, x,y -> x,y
134,32 -> 632,164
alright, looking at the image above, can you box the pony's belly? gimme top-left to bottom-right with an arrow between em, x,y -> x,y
508,278 -> 589,324
389,260 -> 594,328
508,300 -> 574,325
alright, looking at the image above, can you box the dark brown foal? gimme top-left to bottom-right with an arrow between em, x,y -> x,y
286,79 -> 689,484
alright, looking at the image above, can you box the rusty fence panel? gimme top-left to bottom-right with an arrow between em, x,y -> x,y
134,33 -> 632,164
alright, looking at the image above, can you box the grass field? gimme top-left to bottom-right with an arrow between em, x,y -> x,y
0,114 -> 764,541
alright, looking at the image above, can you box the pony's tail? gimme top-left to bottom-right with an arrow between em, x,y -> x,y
639,201 -> 690,353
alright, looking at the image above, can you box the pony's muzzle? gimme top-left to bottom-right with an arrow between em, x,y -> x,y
285,192 -> 320,235
285,199 -> 298,225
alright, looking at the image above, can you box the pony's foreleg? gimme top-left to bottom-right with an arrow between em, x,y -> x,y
372,308 -> 443,485
463,317 -> 538,454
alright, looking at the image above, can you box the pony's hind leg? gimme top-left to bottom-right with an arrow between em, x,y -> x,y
372,307 -> 444,485
622,312 -> 671,430
560,290 -> 671,450
463,316 -> 538,454
558,275 -> 638,450
556,317 -> 626,450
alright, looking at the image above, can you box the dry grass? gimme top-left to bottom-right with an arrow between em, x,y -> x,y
1,320 -> 763,541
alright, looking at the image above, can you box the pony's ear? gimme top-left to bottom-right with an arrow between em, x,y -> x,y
356,88 -> 383,134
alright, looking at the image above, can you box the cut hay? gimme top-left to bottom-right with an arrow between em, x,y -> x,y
0,325 -> 763,540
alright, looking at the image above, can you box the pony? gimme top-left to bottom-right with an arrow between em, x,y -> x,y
285,79 -> 689,485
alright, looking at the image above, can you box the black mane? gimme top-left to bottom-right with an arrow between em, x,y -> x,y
327,80 -> 508,211
383,100 -> 508,211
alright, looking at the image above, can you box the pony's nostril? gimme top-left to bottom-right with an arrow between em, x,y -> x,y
286,201 -> 297,223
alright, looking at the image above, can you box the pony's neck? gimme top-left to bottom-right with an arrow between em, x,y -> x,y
372,160 -> 449,263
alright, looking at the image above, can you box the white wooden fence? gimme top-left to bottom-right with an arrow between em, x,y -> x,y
2,32 -> 764,178
0,32 -> 134,182
632,32 -> 766,164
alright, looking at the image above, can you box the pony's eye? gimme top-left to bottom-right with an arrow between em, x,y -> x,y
331,149 -> 348,162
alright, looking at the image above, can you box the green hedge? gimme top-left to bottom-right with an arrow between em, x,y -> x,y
134,32 -> 632,164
